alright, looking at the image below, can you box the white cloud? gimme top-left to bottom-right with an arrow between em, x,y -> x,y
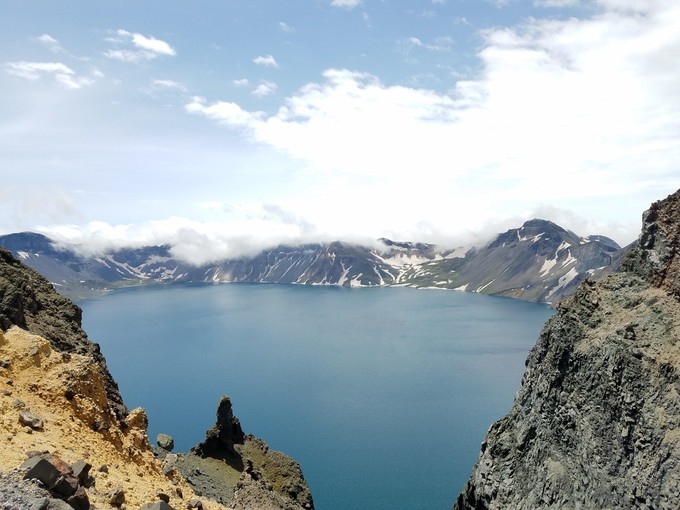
39,206 -> 327,265
5,61 -> 94,89
232,78 -> 250,87
331,0 -> 362,8
149,79 -> 187,92
403,36 -> 453,52
185,96 -> 263,128
104,29 -> 176,63
252,80 -> 278,97
534,0 -> 580,6
187,1 -> 680,246
253,55 -> 279,68
34,34 -> 62,52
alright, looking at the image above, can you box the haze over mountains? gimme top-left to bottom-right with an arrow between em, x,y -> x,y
0,219 -> 631,304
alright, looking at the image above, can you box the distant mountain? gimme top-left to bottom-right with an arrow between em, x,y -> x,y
0,219 -> 632,303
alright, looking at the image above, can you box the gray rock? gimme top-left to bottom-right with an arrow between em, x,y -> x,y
18,409 -> 43,431
453,189 -> 680,510
108,487 -> 125,507
139,502 -> 174,510
71,460 -> 92,487
157,433 -> 175,452
162,453 -> 178,476
21,456 -> 61,488
192,395 -> 245,469
66,485 -> 90,510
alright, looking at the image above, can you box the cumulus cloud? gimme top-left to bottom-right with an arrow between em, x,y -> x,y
5,61 -> 95,89
253,55 -> 279,68
186,1 -> 679,246
232,78 -> 250,87
331,0 -> 362,8
252,80 -> 278,97
104,29 -> 176,63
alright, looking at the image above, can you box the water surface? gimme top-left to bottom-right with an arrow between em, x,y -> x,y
81,283 -> 553,509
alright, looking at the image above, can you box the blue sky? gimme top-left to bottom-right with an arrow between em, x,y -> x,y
1,0 -> 678,262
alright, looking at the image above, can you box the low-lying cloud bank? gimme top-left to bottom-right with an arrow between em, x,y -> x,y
32,203 -> 636,267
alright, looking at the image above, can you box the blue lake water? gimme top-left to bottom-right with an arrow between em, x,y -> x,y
80,283 -> 553,510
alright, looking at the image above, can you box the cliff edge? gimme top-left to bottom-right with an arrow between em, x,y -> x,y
454,189 -> 680,510
0,247 -> 314,509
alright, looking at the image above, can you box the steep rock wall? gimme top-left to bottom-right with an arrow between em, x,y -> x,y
454,190 -> 680,509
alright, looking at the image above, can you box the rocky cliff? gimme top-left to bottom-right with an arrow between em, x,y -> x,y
0,247 -> 314,509
453,189 -> 680,509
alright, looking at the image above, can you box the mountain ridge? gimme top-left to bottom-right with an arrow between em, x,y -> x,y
0,218 -> 629,304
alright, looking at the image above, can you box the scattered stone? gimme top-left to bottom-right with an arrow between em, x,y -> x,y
7,378 -> 13,385
162,453 -> 178,476
107,487 -> 125,507
29,497 -> 50,510
29,346 -> 40,356
45,499 -> 73,510
187,498 -> 203,509
18,410 -> 44,430
0,358 -> 10,368
175,487 -> 183,499
13,399 -> 26,408
48,457 -> 79,498
64,389 -> 75,401
1,388 -> 12,396
140,502 -> 175,510
157,492 -> 170,503
66,486 -> 90,510
72,460 -> 93,487
157,433 -> 175,451
21,456 -> 62,488
97,464 -> 109,473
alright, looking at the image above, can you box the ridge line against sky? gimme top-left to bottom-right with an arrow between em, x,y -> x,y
1,0 -> 678,264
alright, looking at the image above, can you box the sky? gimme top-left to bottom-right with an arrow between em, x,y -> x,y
1,0 -> 678,263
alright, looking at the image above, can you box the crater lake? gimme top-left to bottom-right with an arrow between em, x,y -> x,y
80,283 -> 554,510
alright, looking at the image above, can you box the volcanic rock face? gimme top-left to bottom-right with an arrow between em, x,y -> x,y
453,189 -> 680,510
0,247 -> 127,422
193,395 -> 246,469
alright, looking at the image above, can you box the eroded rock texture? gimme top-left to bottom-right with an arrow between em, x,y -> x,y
0,247 -> 127,421
454,189 -> 680,510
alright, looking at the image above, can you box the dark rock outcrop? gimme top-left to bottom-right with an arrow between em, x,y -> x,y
193,395 -> 246,469
184,395 -> 315,509
0,248 -> 126,422
453,189 -> 680,509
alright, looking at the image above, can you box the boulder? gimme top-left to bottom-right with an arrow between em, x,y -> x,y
157,433 -> 175,452
18,410 -> 44,430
